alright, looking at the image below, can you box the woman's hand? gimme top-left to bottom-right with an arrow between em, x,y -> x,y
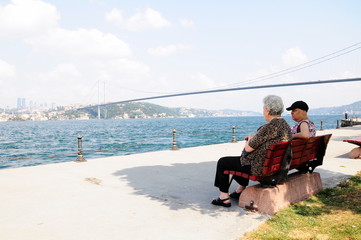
244,134 -> 255,153
245,134 -> 255,141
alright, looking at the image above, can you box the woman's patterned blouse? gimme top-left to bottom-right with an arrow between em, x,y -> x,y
240,118 -> 292,176
291,120 -> 316,137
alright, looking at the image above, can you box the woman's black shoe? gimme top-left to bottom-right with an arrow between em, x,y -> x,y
229,191 -> 241,200
211,198 -> 231,207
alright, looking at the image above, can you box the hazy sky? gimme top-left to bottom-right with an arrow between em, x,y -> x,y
0,0 -> 361,112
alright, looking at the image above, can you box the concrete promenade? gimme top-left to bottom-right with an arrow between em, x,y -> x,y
1,126 -> 361,240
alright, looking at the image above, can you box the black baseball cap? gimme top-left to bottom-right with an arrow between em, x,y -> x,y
286,101 -> 309,112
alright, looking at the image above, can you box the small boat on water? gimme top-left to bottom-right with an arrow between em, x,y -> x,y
341,118 -> 361,127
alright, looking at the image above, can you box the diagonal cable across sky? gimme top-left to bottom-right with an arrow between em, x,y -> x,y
79,41 -> 361,109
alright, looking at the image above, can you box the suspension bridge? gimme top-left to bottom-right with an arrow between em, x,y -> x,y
79,77 -> 361,110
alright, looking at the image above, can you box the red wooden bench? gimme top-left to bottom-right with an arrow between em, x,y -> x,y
343,137 -> 361,159
343,137 -> 361,147
224,134 -> 332,187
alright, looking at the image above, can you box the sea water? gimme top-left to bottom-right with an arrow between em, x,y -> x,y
0,115 -> 342,169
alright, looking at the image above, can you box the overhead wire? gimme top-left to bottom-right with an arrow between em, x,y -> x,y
80,80 -> 100,106
78,41 -> 361,107
114,41 -> 361,95
183,41 -> 361,91
228,45 -> 361,87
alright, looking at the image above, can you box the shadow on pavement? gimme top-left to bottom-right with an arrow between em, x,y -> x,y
113,159 -> 353,217
113,161 -> 254,217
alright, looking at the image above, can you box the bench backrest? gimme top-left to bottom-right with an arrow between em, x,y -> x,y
289,138 -> 308,169
261,141 -> 290,175
290,134 -> 332,170
261,134 -> 332,176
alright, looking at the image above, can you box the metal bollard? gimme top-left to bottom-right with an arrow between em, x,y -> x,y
171,129 -> 179,150
320,120 -> 323,131
336,120 -> 340,129
75,135 -> 86,162
231,126 -> 237,143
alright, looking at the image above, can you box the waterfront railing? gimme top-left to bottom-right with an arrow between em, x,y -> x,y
0,118 -> 354,164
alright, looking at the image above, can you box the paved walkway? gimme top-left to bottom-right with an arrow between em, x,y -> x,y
1,126 -> 360,240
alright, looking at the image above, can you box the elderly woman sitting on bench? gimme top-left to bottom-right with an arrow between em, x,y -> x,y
212,95 -> 292,207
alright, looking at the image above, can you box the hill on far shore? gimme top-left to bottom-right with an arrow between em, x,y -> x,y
308,100 -> 361,115
5,100 -> 360,121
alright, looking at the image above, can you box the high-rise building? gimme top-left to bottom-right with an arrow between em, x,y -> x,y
17,98 -> 22,108
17,98 -> 26,108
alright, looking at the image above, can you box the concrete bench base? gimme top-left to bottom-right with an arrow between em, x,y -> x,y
349,147 -> 361,159
239,172 -> 323,215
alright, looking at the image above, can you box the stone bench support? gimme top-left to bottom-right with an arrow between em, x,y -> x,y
239,172 -> 323,215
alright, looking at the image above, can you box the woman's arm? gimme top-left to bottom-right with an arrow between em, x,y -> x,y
244,125 -> 270,153
292,121 -> 310,139
244,137 -> 255,152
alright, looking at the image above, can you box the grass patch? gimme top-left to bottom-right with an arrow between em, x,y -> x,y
240,171 -> 361,240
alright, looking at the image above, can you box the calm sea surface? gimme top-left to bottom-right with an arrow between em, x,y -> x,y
0,115 -> 342,169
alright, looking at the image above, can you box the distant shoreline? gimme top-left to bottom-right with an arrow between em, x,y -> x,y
2,100 -> 360,121
0,113 -> 346,123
